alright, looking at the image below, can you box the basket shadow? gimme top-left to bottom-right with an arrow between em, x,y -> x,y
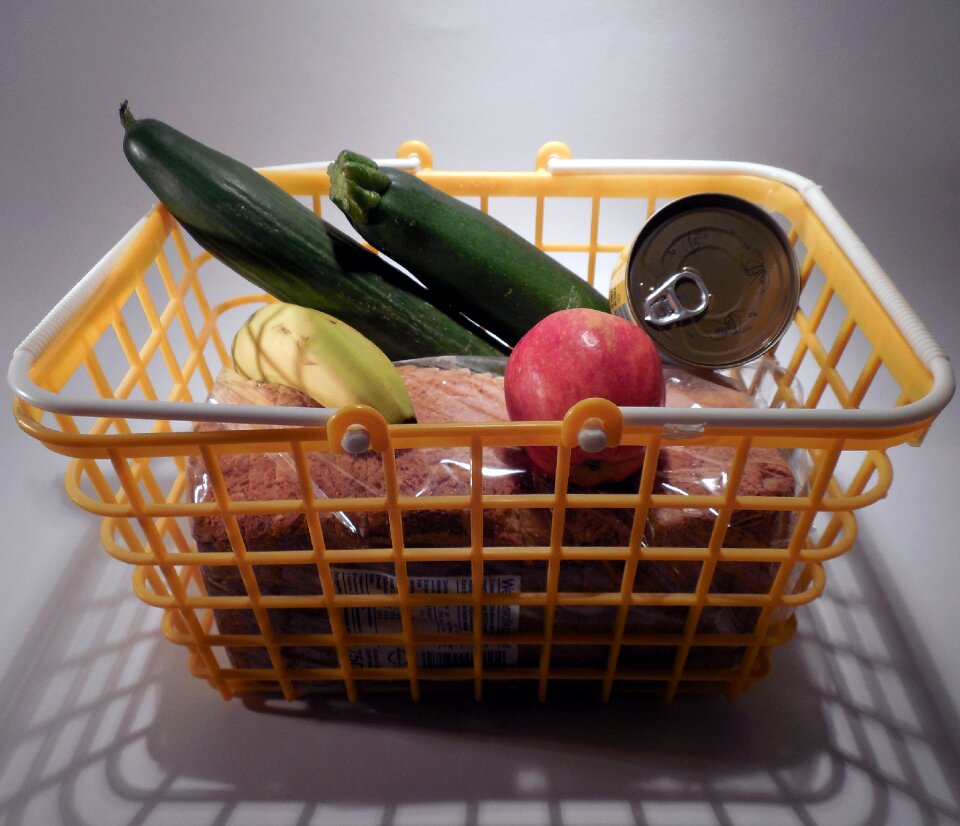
230,649 -> 826,769
0,493 -> 958,825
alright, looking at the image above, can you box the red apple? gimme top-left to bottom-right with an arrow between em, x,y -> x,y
504,308 -> 665,486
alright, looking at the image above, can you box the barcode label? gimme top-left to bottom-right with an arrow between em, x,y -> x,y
332,568 -> 520,668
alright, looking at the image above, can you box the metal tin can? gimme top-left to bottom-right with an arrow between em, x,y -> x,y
610,193 -> 800,369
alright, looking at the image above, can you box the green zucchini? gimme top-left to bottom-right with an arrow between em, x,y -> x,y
327,150 -> 611,347
118,103 -> 503,360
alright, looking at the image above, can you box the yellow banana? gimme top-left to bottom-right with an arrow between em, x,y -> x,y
232,302 -> 416,424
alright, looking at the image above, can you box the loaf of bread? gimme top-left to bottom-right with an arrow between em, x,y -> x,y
191,363 -> 798,678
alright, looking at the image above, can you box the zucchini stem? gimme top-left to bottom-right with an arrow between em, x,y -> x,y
328,150 -> 392,225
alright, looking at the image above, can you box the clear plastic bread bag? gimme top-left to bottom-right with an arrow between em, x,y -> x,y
189,355 -> 808,669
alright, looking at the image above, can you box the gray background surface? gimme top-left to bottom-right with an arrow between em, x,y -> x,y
2,2 -> 958,824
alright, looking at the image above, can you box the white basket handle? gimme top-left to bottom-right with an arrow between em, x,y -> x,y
546,155 -> 951,368
7,215 -> 336,428
9,156 -> 953,435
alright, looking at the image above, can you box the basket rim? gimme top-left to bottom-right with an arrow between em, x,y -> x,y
7,152 -> 954,442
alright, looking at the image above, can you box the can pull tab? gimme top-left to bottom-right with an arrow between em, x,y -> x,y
642,268 -> 711,327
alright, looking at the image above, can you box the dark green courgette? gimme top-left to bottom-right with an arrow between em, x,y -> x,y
327,150 -> 611,348
118,103 -> 503,360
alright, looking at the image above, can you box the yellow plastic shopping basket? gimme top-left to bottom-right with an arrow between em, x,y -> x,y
8,141 -> 954,702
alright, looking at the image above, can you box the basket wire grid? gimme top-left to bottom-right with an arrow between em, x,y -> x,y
9,141 -> 953,702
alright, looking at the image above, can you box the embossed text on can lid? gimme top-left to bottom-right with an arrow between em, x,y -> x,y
625,194 -> 800,369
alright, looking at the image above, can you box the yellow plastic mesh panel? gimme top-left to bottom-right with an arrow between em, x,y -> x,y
14,144 -> 940,702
